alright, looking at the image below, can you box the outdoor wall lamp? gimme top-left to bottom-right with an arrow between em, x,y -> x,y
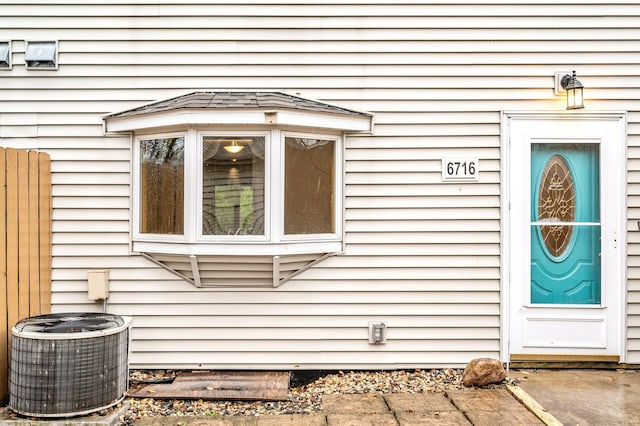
560,71 -> 584,110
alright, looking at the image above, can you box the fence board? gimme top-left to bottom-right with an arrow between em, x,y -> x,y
0,150 -> 6,405
39,154 -> 52,314
29,151 -> 40,315
0,148 -> 52,401
6,149 -> 19,378
17,150 -> 30,322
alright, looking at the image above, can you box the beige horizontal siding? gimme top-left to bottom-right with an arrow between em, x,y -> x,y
52,220 -> 130,233
628,118 -> 640,363
96,303 -> 501,317
4,89 -> 640,102
5,66 -> 640,80
3,28 -> 640,42
1,99 -> 636,114
132,327 -> 500,341
2,3 -> 638,16
0,1 -> 638,368
131,340 -> 499,354
56,291 -> 499,305
5,15 -> 640,29
346,208 -> 500,221
53,40 -> 640,54
52,279 -> 500,292
345,219 -> 500,232
9,54 -> 640,67
125,352 -> 497,370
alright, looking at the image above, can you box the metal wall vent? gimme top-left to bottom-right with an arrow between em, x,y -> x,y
25,41 -> 57,69
9,312 -> 132,418
0,41 -> 10,69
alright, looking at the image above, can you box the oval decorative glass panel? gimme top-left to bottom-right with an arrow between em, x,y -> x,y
538,155 -> 576,257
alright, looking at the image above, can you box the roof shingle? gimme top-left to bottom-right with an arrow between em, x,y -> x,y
105,91 -> 370,119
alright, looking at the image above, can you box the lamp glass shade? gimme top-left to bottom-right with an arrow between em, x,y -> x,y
223,141 -> 245,154
566,87 -> 584,110
567,88 -> 576,109
574,87 -> 584,109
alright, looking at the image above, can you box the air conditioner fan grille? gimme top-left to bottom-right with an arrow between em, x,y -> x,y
14,312 -> 124,334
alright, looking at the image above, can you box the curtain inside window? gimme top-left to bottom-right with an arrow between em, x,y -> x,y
202,136 -> 265,236
284,137 -> 335,235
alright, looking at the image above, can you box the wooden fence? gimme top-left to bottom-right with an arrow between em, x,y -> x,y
0,148 -> 52,401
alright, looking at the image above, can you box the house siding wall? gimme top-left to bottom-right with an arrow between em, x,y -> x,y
0,1 -> 638,368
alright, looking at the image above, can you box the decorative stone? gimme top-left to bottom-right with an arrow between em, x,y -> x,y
462,358 -> 507,387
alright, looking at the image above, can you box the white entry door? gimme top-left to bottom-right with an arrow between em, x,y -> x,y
506,113 -> 625,359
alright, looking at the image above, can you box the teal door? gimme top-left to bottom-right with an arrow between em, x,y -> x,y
530,143 -> 601,304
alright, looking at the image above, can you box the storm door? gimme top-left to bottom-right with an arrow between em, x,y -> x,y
507,114 -> 624,360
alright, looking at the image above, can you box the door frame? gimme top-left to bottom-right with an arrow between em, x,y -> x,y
501,111 -> 627,363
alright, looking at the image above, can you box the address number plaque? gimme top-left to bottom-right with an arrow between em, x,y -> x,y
441,157 -> 479,181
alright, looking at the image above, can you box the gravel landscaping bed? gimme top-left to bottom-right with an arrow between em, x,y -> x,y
120,369 -> 471,425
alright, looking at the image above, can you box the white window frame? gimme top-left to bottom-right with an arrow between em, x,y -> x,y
132,127 -> 344,255
133,132 -> 189,243
197,130 -> 271,243
280,131 -> 343,243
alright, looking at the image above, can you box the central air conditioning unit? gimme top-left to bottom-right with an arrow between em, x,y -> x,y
9,312 -> 132,418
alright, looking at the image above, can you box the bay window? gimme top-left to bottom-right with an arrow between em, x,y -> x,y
133,130 -> 342,254
105,90 -> 372,286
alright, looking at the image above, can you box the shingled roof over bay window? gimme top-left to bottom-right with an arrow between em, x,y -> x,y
104,91 -> 373,133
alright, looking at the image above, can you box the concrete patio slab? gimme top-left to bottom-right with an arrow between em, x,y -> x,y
395,410 -> 472,425
384,393 -> 458,413
325,413 -> 397,425
249,414 -> 327,425
134,414 -> 326,425
321,393 -> 389,414
384,393 -> 472,425
447,388 -> 543,425
511,369 -> 640,426
463,410 -> 543,425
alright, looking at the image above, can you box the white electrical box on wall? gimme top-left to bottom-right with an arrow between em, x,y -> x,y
368,321 -> 388,344
88,269 -> 110,300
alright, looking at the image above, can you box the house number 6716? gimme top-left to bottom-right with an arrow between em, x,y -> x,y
442,157 -> 479,181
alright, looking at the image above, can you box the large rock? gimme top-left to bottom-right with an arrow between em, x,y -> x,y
462,358 -> 507,387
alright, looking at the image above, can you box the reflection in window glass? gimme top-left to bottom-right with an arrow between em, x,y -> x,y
284,137 -> 335,235
202,136 -> 265,235
140,137 -> 184,234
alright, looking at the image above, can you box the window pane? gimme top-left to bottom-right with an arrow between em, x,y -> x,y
202,136 -> 265,235
140,137 -> 184,234
284,137 -> 335,235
